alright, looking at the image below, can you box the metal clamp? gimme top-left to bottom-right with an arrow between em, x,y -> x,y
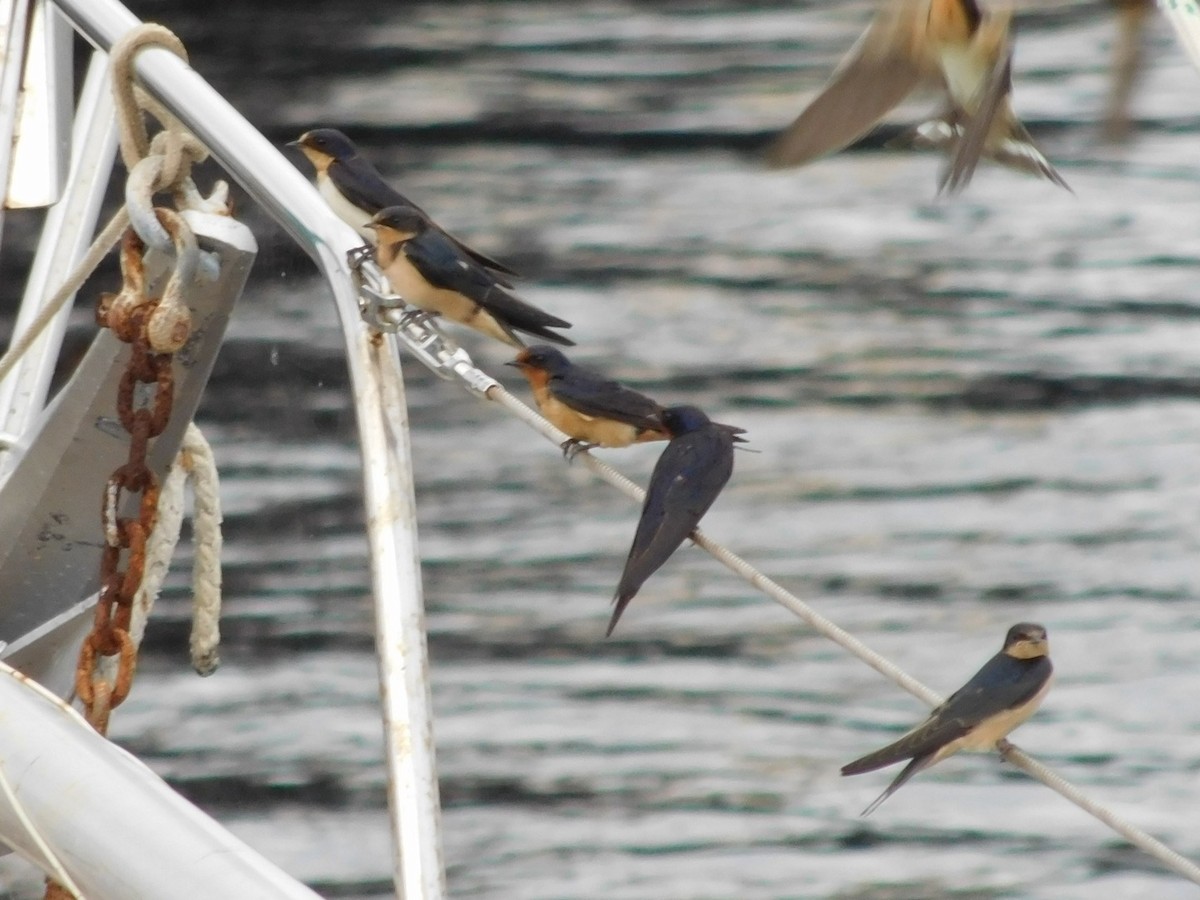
347,252 -> 500,396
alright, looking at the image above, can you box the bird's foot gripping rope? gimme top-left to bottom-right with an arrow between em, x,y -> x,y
561,438 -> 594,462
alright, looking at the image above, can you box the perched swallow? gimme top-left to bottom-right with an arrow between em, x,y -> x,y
366,205 -> 573,347
1103,0 -> 1153,142
765,0 -> 1068,193
289,128 -> 516,277
842,621 -> 1053,815
507,346 -> 668,457
608,405 -> 743,636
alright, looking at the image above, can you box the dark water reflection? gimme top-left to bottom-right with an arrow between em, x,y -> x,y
3,1 -> 1200,897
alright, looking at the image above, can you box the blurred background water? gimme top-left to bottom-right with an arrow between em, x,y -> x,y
2,1 -> 1200,897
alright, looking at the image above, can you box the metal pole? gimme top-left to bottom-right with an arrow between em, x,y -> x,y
0,660 -> 324,898
0,50 -> 116,465
50,1 -> 446,895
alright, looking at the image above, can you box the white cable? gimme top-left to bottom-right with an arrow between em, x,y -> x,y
0,758 -> 84,898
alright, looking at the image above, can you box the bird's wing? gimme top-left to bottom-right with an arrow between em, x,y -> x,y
859,751 -> 939,816
552,372 -> 664,430
765,0 -> 933,168
843,653 -> 1050,775
336,156 -> 519,279
403,229 -> 507,300
841,711 -> 973,776
404,231 -> 573,344
609,429 -> 735,633
988,126 -> 1070,190
331,155 -> 415,213
475,287 -> 574,344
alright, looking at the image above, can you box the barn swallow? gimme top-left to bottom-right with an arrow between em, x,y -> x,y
288,128 -> 516,278
608,405 -> 743,636
366,205 -> 573,347
764,0 -> 1068,194
842,621 -> 1052,815
507,346 -> 668,457
1103,0 -> 1153,142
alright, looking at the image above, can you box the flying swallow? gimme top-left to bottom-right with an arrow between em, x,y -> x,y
288,128 -> 516,277
842,621 -> 1053,815
608,405 -> 743,636
507,346 -> 668,457
366,205 -> 573,347
764,0 -> 1068,193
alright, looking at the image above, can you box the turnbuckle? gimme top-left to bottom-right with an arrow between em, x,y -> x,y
347,248 -> 500,397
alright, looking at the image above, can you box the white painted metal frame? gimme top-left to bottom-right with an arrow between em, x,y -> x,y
0,659 -> 325,898
50,0 -> 446,896
0,0 -> 445,896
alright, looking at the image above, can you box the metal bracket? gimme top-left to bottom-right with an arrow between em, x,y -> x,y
349,256 -> 500,396
2,0 -> 71,209
0,210 -> 257,652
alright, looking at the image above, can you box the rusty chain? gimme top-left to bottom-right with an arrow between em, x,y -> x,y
74,225 -> 191,734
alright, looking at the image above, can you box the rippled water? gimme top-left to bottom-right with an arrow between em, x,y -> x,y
3,1 -> 1200,897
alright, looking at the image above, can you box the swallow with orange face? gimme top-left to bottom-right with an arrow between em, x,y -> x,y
289,128 -> 516,277
508,346 -> 668,458
765,0 -> 1069,193
842,621 -> 1053,815
366,205 -> 573,348
608,405 -> 743,636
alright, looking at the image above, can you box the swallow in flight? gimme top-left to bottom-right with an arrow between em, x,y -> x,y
289,128 -> 516,277
366,205 -> 573,347
508,346 -> 668,458
765,0 -> 1068,193
842,621 -> 1053,815
608,405 -> 743,636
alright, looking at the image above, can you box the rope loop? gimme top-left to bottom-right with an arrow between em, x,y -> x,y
110,25 -> 224,281
109,25 -> 188,170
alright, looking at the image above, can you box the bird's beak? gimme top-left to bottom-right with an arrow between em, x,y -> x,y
504,360 -> 522,368
285,139 -> 301,148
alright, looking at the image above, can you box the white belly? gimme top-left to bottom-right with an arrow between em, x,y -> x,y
318,175 -> 374,240
951,675 -> 1054,757
938,45 -> 987,111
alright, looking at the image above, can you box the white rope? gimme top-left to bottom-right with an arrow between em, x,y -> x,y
183,424 -> 223,676
481,381 -> 1200,886
130,422 -> 222,676
0,210 -> 130,387
0,758 -> 83,898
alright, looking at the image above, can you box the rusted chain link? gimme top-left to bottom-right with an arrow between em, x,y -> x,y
74,227 -> 191,734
